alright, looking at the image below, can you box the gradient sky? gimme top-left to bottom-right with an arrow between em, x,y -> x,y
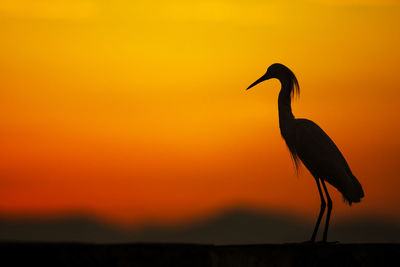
0,0 -> 399,227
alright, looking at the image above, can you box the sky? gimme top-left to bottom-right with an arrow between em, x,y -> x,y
0,0 -> 399,228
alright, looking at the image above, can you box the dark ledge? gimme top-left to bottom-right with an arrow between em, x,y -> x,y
1,242 -> 399,267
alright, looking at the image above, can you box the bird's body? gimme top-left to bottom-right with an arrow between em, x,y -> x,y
247,63 -> 364,242
277,75 -> 364,205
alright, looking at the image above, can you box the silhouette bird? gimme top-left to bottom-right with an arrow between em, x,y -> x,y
246,63 -> 364,242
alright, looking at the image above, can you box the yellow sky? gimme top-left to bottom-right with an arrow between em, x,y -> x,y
0,0 -> 399,226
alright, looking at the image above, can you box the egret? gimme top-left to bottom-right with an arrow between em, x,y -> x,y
247,63 -> 364,242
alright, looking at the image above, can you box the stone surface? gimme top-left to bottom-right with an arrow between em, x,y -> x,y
1,242 -> 399,267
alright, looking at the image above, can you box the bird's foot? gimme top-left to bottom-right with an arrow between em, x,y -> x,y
302,240 -> 339,245
321,241 -> 339,245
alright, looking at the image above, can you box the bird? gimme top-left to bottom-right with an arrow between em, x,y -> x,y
246,63 -> 364,242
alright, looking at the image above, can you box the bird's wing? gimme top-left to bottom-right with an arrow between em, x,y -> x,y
293,118 -> 364,204
293,119 -> 352,184
293,119 -> 364,205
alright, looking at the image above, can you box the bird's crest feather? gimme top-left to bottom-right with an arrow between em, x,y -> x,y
289,69 -> 300,100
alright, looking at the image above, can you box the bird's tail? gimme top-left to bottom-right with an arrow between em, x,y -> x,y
342,174 -> 364,205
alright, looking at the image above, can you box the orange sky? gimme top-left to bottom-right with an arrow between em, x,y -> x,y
0,0 -> 400,227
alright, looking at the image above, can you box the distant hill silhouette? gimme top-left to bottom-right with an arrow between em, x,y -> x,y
1,208 -> 399,244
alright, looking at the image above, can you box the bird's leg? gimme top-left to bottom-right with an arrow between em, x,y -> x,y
310,178 -> 326,242
321,179 -> 332,242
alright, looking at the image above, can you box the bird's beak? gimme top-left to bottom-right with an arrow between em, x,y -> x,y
246,74 -> 269,90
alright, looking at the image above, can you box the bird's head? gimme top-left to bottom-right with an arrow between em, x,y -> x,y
246,63 -> 296,90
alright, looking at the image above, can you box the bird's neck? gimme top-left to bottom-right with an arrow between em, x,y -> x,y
278,79 -> 295,133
